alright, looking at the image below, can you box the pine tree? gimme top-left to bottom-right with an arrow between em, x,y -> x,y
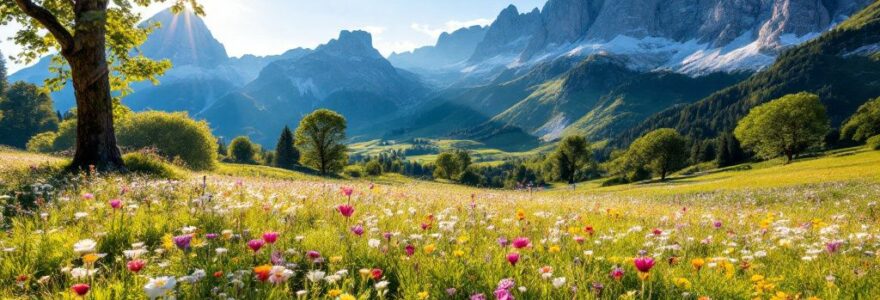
0,49 -> 7,96
274,126 -> 300,169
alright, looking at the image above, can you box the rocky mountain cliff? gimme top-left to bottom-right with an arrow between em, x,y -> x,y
442,0 -> 875,78
388,25 -> 488,71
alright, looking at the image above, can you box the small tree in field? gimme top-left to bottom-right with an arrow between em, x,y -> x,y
228,136 -> 256,164
274,126 -> 300,169
628,128 -> 688,180
550,135 -> 591,184
432,150 -> 471,180
0,82 -> 59,148
734,92 -> 830,163
295,109 -> 348,175
2,0 -> 201,171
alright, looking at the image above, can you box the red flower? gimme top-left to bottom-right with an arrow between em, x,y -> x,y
370,268 -> 383,280
213,271 -> 224,278
71,283 -> 90,296
127,259 -> 145,273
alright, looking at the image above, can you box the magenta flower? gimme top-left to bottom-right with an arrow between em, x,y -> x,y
205,233 -> 219,240
341,187 -> 354,197
337,204 -> 354,218
713,220 -> 723,229
247,239 -> 265,252
173,234 -> 192,250
351,225 -> 364,236
109,199 -> 122,209
405,244 -> 415,257
493,289 -> 513,300
262,232 -> 279,244
506,252 -> 520,266
633,256 -> 655,273
82,193 -> 94,200
512,237 -> 530,249
306,250 -> 321,261
610,267 -> 624,281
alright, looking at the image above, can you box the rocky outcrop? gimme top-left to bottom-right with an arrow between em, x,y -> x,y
469,5 -> 542,62
139,8 -> 229,67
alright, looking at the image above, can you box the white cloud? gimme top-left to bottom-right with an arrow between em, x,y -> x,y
411,18 -> 492,39
357,25 -> 387,36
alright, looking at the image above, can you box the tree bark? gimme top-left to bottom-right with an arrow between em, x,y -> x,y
66,1 -> 125,171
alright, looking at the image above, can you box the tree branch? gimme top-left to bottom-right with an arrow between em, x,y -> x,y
13,0 -> 75,54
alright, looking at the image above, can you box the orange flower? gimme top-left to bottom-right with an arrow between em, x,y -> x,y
253,265 -> 272,282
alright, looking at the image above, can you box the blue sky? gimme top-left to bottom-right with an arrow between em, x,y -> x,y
1,0 -> 546,73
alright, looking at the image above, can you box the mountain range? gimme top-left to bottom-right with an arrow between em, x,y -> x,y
9,0 -> 880,151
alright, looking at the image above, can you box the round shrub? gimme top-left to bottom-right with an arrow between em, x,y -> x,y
228,136 -> 257,164
343,165 -> 364,178
117,111 -> 218,170
26,131 -> 58,153
364,160 -> 383,176
123,152 -> 183,179
868,135 -> 880,151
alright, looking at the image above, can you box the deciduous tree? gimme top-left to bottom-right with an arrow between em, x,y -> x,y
1,0 -> 202,170
734,92 -> 830,163
294,109 -> 348,175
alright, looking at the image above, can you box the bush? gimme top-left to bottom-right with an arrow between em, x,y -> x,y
26,132 -> 58,153
117,112 -> 218,170
868,135 -> 880,150
122,152 -> 183,179
343,165 -> 364,178
228,136 -> 257,164
364,160 -> 383,176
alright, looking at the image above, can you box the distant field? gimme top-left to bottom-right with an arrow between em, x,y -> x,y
349,138 -> 551,165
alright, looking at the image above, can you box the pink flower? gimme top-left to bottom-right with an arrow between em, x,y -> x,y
405,244 -> 415,257
652,228 -> 662,236
262,232 -> 279,244
512,237 -> 530,249
825,240 -> 843,254
506,252 -> 520,266
82,193 -> 94,200
351,225 -> 364,236
109,199 -> 122,209
247,239 -> 265,252
306,250 -> 321,261
633,256 -> 655,273
337,204 -> 354,218
713,221 -> 723,229
341,187 -> 354,197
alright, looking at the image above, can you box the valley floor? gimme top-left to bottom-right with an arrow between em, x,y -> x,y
1,147 -> 879,299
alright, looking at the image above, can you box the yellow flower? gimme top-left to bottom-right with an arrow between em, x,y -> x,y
328,289 -> 342,297
424,244 -> 436,254
567,227 -> 579,235
691,258 -> 705,271
673,277 -> 691,290
457,235 -> 469,244
453,250 -> 465,257
340,293 -> 356,300
769,291 -> 790,300
548,245 -> 561,253
417,291 -> 429,299
82,253 -> 101,265
162,234 -> 174,251
637,272 -> 650,281
330,256 -> 343,263
516,209 -> 526,221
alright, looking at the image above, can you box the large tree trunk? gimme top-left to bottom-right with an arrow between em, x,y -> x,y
66,2 -> 125,172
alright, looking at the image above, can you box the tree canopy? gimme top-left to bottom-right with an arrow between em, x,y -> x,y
0,82 -> 59,148
294,109 -> 348,175
841,96 -> 880,142
626,128 -> 689,180
228,136 -> 256,164
734,92 -> 830,163
550,135 -> 591,184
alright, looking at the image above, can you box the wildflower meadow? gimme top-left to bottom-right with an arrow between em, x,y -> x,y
2,152 -> 880,300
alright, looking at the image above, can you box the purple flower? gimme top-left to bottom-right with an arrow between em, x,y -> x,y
205,233 -> 219,240
173,234 -> 192,250
351,225 -> 364,236
825,240 -> 843,254
497,237 -> 508,247
271,251 -> 285,265
496,278 -> 515,290
713,221 -> 723,229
